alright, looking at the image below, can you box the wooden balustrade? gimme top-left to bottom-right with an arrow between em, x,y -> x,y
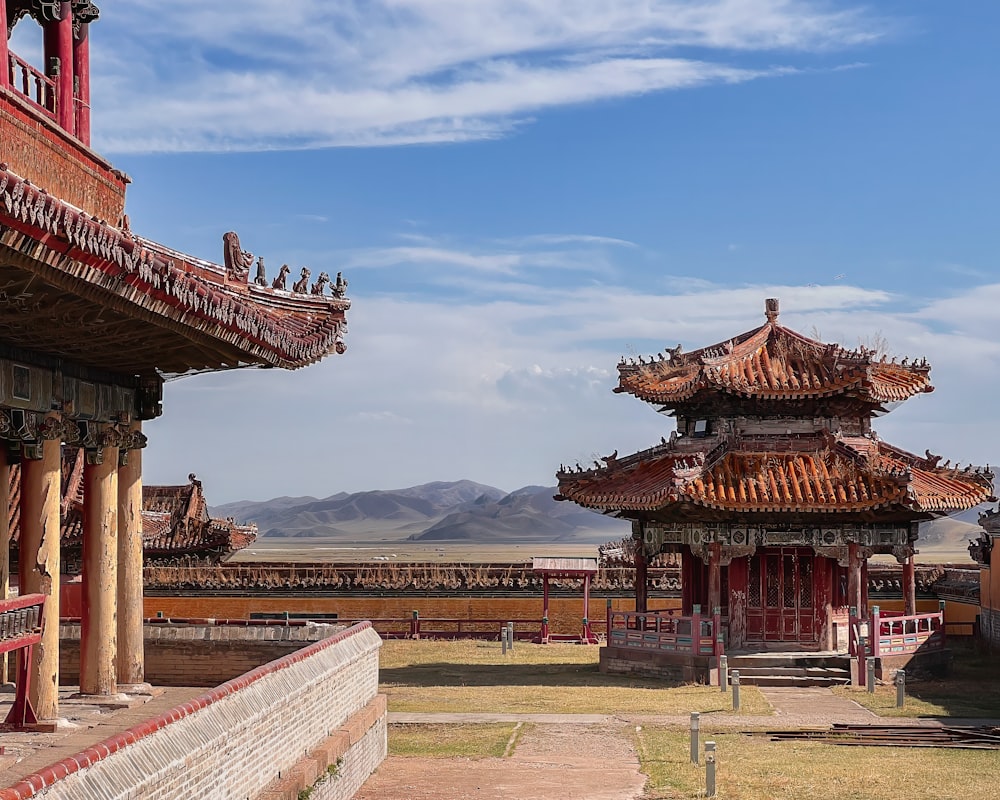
7,51 -> 58,120
0,593 -> 47,728
607,609 -> 719,656
870,606 -> 945,657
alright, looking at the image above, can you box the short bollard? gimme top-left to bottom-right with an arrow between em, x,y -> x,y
501,626 -> 508,655
507,621 -> 515,651
705,741 -> 717,798
690,712 -> 700,765
731,670 -> 741,712
866,657 -> 876,693
719,655 -> 728,692
896,670 -> 906,709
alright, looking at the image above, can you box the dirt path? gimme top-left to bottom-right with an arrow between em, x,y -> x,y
354,722 -> 647,800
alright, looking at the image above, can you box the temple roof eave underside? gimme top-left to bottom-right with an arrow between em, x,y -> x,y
0,166 -> 349,373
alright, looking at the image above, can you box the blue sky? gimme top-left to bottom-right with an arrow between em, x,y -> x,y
13,1 -> 999,503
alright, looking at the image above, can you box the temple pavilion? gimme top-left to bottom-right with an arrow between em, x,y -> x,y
1,2 -> 348,724
556,299 -> 993,667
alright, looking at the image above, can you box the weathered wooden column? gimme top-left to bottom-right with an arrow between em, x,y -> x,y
634,545 -> 648,614
707,543 -> 722,615
0,445 -> 10,683
80,432 -> 119,696
117,425 -> 146,690
0,1 -> 10,92
73,17 -> 92,144
902,555 -> 916,617
847,542 -> 863,617
19,432 -> 62,720
681,548 -> 694,615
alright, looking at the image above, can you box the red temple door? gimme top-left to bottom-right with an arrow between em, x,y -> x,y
745,548 -> 816,645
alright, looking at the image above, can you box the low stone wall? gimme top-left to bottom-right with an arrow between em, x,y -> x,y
600,645 -> 714,684
0,623 -> 385,800
59,620 -> 343,686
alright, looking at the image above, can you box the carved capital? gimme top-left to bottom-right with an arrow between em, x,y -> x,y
891,545 -> 915,564
37,414 -> 65,441
719,545 -> 756,566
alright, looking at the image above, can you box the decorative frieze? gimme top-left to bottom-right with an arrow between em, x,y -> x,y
640,521 -> 914,554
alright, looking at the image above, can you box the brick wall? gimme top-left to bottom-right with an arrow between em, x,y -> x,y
59,621 -> 343,686
144,594 -> 681,638
0,623 -> 385,800
1,94 -> 127,222
982,607 -> 1000,649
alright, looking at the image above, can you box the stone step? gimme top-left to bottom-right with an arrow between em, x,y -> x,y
729,666 -> 850,678
732,674 -> 852,688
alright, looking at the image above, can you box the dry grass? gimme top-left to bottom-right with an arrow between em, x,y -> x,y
831,647 -> 1000,718
379,640 -> 769,715
635,728 -> 999,800
389,723 -> 525,758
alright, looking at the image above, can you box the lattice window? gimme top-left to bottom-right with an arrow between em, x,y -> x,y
782,557 -> 795,608
766,557 -> 779,607
748,555 -> 761,607
799,559 -> 813,608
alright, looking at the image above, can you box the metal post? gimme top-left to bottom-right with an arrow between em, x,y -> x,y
507,621 -> 514,651
896,670 -> 905,709
705,740 -> 717,798
866,657 -> 876,693
501,626 -> 508,655
690,712 -> 700,765
731,670 -> 741,711
719,655 -> 728,692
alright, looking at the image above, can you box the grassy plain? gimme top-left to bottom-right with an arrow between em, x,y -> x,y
832,647 -> 1000,718
228,538 -> 600,564
379,639 -> 769,715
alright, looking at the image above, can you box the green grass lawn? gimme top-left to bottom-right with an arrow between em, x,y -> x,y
389,723 -> 526,758
379,639 -> 769,715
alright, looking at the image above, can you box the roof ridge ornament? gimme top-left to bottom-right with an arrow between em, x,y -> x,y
765,297 -> 780,323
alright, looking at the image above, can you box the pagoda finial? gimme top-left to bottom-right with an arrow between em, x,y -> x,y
765,298 -> 780,323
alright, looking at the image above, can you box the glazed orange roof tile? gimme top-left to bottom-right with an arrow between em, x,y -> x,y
556,432 -> 993,515
616,304 -> 932,406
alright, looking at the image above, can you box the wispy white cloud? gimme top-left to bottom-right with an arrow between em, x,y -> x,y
145,263 -> 1000,502
62,1 -> 889,152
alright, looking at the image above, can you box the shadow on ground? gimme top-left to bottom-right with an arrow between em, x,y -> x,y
380,661 -> 673,689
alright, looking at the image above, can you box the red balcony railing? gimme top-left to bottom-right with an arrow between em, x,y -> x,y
7,51 -> 58,121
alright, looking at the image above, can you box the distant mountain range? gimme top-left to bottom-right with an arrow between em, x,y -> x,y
210,482 -> 993,553
210,481 -> 631,543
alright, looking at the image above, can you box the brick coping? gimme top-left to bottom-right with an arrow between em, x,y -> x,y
0,621 -> 375,799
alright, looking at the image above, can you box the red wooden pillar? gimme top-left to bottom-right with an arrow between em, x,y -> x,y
44,2 -> 74,132
540,574 -> 550,643
634,546 -> 648,614
707,543 -> 721,615
73,20 -> 92,144
847,543 -> 863,618
0,0 -> 10,91
902,556 -> 916,616
681,548 -> 694,615
582,573 -> 595,643
727,556 -> 748,651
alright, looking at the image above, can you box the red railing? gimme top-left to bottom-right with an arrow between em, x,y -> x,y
607,608 -> 721,657
0,593 -> 46,728
6,51 -> 58,120
346,612 -> 605,643
870,606 -> 945,657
